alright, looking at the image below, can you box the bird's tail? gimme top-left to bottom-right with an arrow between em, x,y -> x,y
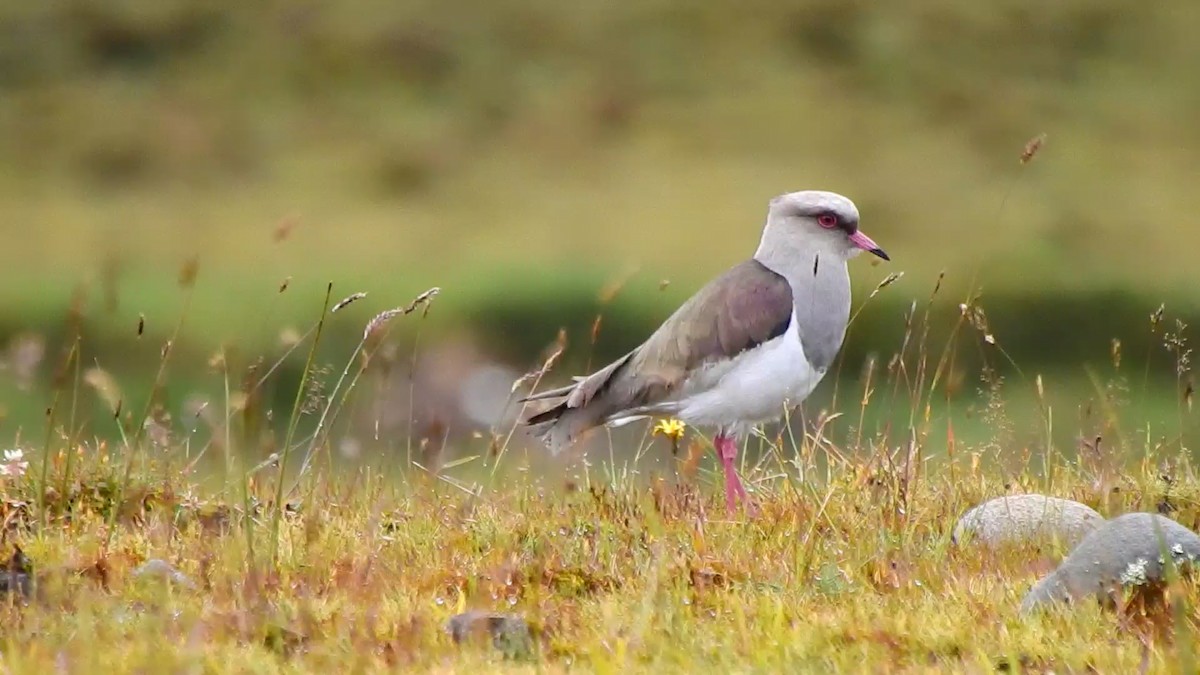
522,399 -> 606,455
519,351 -> 636,454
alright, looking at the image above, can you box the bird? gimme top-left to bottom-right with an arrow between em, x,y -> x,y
519,190 -> 889,514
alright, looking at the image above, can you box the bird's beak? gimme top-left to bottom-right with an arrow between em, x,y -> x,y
849,230 -> 889,261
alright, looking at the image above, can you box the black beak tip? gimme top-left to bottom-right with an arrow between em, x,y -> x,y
870,247 -> 890,261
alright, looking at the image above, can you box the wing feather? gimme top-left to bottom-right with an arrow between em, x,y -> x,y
622,258 -> 792,402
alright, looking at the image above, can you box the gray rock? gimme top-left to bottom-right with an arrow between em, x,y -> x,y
446,610 -> 533,657
133,559 -> 196,590
953,494 -> 1104,548
1020,512 -> 1200,614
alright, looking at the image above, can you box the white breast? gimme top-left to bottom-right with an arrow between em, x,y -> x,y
672,312 -> 826,429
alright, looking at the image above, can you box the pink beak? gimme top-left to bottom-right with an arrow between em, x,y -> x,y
849,230 -> 889,260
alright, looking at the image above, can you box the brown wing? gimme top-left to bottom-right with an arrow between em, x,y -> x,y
620,258 -> 793,400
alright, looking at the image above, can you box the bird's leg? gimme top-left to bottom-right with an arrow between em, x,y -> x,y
714,433 -> 751,515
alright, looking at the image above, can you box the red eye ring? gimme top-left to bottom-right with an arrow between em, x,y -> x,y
817,214 -> 838,229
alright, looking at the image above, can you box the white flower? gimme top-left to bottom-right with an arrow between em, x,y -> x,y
0,449 -> 29,478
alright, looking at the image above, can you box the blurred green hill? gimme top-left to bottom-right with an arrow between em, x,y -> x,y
1,0 -> 1198,445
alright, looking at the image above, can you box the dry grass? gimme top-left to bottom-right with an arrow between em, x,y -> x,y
0,447 -> 1197,673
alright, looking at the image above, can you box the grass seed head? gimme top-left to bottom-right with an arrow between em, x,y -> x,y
332,292 -> 367,313
362,287 -> 441,342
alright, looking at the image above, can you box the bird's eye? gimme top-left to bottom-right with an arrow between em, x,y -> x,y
816,214 -> 839,229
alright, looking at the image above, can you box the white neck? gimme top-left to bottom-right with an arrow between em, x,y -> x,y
751,216 -> 854,373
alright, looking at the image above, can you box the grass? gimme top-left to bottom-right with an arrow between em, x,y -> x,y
2,434 -> 1199,672
0,255 -> 1197,673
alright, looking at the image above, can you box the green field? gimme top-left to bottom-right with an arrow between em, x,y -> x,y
3,1 -> 1200,441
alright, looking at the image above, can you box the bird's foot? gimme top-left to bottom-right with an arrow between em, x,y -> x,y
722,467 -> 758,517
723,466 -> 739,514
715,435 -> 757,517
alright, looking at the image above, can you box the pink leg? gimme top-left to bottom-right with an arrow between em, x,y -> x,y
714,434 -> 754,516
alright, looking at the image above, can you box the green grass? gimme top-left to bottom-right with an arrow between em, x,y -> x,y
3,0 -> 1200,440
4,0 -> 1200,445
2,0 -> 1200,328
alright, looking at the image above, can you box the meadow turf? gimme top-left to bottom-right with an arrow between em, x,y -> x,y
2,437 -> 1199,673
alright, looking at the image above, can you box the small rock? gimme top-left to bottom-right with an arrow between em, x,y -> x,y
953,494 -> 1104,548
1020,512 -> 1200,614
446,610 -> 533,657
133,559 -> 196,590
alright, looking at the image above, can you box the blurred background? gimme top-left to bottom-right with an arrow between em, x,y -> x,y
1,1 -> 1198,468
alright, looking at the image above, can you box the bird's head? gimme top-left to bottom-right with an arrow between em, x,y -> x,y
764,190 -> 889,262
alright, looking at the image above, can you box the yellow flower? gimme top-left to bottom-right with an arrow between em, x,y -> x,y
652,418 -> 687,441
